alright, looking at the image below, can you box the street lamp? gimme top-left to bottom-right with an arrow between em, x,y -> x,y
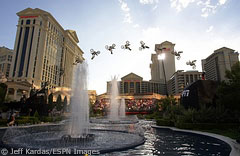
157,49 -> 168,97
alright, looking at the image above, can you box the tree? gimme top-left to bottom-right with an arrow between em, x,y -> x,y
48,93 -> 54,110
89,99 -> 94,116
33,110 -> 40,123
158,96 -> 177,112
56,95 -> 62,111
217,62 -> 240,111
0,83 -> 7,104
63,96 -> 68,112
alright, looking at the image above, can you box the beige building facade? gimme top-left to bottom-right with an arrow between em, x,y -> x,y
107,73 -> 166,95
150,41 -> 176,83
202,47 -> 239,82
88,90 -> 97,105
0,46 -> 13,78
10,8 -> 84,89
167,70 -> 202,95
150,41 -> 176,95
7,8 -> 84,101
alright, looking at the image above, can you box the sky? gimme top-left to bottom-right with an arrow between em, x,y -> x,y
0,0 -> 240,95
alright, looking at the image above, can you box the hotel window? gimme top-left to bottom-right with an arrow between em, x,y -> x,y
18,26 -> 30,77
130,82 -> 134,88
124,82 -> 128,93
190,75 -> 193,83
194,75 -> 198,81
0,55 -> 6,61
130,82 -> 134,93
7,64 -> 10,71
136,82 -> 140,94
186,75 -> 189,85
26,20 -> 30,25
8,55 -> 12,61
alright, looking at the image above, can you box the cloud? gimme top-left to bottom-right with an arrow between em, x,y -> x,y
197,0 -> 217,18
133,24 -> 140,28
152,5 -> 158,10
139,0 -> 159,11
170,0 -> 196,12
218,0 -> 227,5
120,0 -> 129,12
206,25 -> 214,32
119,0 -> 132,23
170,0 -> 228,17
124,13 -> 132,23
139,0 -> 159,5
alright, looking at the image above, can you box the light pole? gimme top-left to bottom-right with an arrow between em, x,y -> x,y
157,49 -> 168,97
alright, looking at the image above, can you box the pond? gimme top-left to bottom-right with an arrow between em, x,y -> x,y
0,120 -> 232,156
104,120 -> 231,156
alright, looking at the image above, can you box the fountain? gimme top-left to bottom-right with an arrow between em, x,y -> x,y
0,62 -> 144,154
108,76 -> 120,121
119,98 -> 126,118
66,62 -> 90,139
91,77 -> 137,124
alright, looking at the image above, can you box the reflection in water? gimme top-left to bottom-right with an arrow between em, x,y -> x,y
104,120 -> 231,156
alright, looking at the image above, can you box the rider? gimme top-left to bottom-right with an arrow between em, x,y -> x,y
125,41 -> 131,51
141,41 -> 149,49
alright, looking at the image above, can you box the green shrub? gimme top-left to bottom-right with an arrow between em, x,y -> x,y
156,118 -> 174,126
40,116 -> 54,122
177,108 -> 196,123
15,116 -> 40,125
160,104 -> 185,125
145,112 -> 161,120
137,114 -> 145,119
34,111 -> 40,118
16,118 -> 30,125
54,116 -> 64,122
0,119 -> 8,126
175,122 -> 240,130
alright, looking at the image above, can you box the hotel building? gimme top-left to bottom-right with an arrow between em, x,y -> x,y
202,47 -> 239,82
150,41 -> 176,94
7,8 -> 84,101
167,70 -> 202,95
0,46 -> 13,78
107,73 -> 166,95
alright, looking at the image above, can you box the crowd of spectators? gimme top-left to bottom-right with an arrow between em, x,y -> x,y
126,99 -> 155,112
93,98 -> 156,113
93,99 -> 109,113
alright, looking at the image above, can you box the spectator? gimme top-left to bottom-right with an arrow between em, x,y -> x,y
93,98 -> 156,113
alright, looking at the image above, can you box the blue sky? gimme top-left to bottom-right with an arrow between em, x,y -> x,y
0,0 -> 240,94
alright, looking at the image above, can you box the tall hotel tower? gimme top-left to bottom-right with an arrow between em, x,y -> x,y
202,47 -> 239,82
150,41 -> 176,95
10,8 -> 84,90
150,41 -> 176,83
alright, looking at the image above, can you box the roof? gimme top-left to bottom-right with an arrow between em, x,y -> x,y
214,47 -> 235,53
161,41 -> 174,45
17,8 -> 49,16
17,8 -> 65,32
121,72 -> 143,81
65,30 -> 79,43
